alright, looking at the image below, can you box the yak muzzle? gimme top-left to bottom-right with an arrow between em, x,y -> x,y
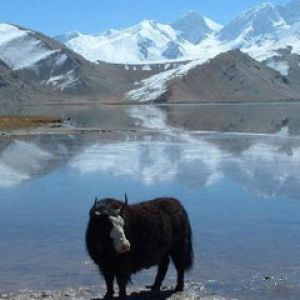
116,240 -> 131,254
109,215 -> 131,254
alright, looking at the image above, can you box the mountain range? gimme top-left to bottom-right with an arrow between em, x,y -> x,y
55,0 -> 300,66
1,0 -> 300,105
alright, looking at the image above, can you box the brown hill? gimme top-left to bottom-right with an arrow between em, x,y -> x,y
127,50 -> 299,103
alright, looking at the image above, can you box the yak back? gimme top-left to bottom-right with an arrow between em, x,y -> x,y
121,197 -> 190,272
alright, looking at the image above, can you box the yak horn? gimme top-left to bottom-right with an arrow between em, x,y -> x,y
94,197 -> 98,205
125,193 -> 128,205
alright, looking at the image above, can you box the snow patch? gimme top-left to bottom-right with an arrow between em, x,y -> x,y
142,64 -> 152,71
267,60 -> 290,75
203,16 -> 223,31
46,70 -> 79,90
0,23 -> 57,70
126,48 -> 227,102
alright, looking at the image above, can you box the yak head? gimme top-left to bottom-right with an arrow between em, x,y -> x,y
90,194 -> 130,254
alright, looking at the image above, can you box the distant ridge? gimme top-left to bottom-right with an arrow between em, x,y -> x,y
54,1 -> 300,71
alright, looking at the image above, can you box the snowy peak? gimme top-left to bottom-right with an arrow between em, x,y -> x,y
126,19 -> 178,41
171,11 -> 222,44
203,16 -> 223,31
55,11 -> 223,63
0,23 -> 87,91
0,23 -> 58,70
39,2 -> 300,66
136,19 -> 159,29
54,31 -> 82,43
218,2 -> 289,42
64,19 -> 186,63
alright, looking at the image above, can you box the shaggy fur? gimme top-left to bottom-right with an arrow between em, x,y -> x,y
86,197 -> 194,299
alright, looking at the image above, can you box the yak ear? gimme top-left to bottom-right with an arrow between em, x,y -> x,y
124,193 -> 128,205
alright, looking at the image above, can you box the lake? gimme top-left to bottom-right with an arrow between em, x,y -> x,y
0,129 -> 300,299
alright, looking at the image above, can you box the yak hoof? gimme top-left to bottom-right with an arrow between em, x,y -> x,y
146,284 -> 160,293
145,284 -> 152,290
174,285 -> 184,292
104,292 -> 114,299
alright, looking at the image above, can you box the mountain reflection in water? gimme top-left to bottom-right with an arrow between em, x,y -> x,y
0,133 -> 299,199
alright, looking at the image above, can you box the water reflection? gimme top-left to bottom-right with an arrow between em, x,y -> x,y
69,139 -> 224,187
0,133 -> 300,201
0,140 -> 53,187
1,132 -> 300,298
125,105 -> 169,130
228,142 -> 300,199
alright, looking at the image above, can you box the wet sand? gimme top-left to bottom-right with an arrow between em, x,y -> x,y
0,283 -> 226,300
0,116 -> 62,131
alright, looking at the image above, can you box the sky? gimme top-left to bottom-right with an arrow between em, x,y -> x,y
0,0 -> 292,36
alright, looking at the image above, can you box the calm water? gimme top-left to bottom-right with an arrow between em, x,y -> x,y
0,131 -> 300,299
6,102 -> 300,134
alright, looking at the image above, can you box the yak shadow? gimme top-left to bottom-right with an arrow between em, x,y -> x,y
92,289 -> 175,300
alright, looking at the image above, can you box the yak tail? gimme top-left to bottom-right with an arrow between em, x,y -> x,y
184,208 -> 194,271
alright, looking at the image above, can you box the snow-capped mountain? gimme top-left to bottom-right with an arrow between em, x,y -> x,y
54,31 -> 82,44
54,0 -> 300,70
218,3 -> 289,43
2,0 -> 300,105
215,1 -> 300,66
56,12 -> 222,63
61,20 -> 189,63
0,23 -> 87,92
171,11 -> 222,44
0,24 -> 60,71
0,23 -> 137,103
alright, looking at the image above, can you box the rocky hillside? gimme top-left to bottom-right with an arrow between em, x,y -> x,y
127,50 -> 299,103
0,23 -> 134,104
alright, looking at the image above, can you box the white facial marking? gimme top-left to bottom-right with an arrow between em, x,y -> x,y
109,215 -> 131,253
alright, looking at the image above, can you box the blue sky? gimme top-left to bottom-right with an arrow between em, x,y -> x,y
0,0 -> 291,35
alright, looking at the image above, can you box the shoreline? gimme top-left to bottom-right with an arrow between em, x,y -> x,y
0,116 -> 62,131
0,283 -> 227,300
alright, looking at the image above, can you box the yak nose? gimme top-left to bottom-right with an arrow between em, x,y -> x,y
119,241 -> 131,253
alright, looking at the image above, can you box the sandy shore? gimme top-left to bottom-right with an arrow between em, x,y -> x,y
0,116 -> 62,131
0,284 -> 228,300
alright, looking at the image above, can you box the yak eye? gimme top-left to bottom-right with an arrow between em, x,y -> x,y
108,208 -> 121,216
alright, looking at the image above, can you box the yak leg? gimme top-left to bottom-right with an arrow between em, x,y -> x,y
171,250 -> 185,292
148,255 -> 170,291
116,272 -> 128,299
102,268 -> 115,299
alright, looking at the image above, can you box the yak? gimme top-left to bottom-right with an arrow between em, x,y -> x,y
85,195 -> 193,299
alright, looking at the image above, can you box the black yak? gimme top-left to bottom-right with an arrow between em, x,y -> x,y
85,195 -> 193,299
